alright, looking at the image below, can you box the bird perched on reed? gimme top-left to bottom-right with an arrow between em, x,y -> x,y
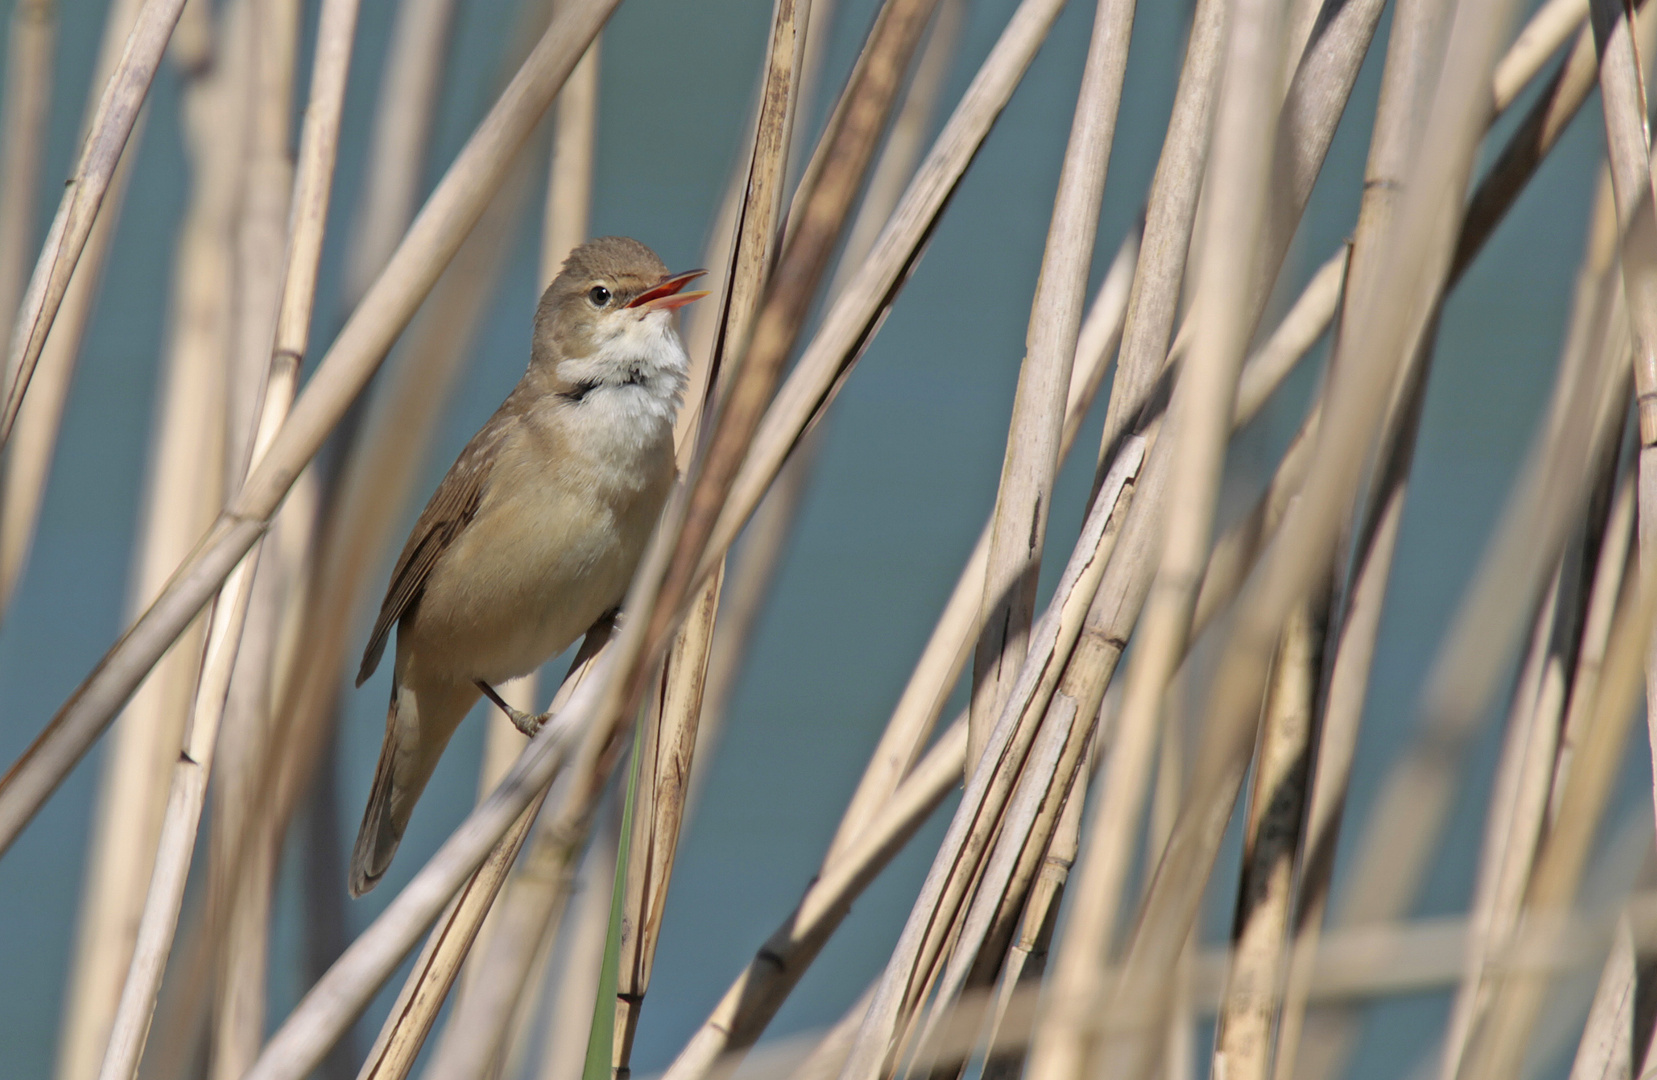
348,236 -> 707,896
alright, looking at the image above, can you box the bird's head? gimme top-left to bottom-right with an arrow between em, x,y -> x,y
531,236 -> 708,402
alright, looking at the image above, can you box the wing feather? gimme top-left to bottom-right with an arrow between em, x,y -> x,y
355,410 -> 517,686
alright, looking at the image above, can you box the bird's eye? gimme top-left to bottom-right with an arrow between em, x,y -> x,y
587,285 -> 612,307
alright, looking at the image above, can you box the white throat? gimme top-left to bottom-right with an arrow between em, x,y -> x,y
555,308 -> 690,436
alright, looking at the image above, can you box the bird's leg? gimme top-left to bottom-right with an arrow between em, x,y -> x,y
475,680 -> 549,737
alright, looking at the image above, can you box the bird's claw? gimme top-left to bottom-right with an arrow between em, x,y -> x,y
475,680 -> 548,736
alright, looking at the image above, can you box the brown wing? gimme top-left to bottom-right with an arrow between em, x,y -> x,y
355,410 -> 517,686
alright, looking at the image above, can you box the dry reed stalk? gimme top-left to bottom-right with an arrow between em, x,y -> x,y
1069,9 -> 1294,1080
0,0 -> 148,617
1279,18 -> 1631,1079
695,0 -> 964,806
1096,0 -> 1526,1069
1435,164 -> 1626,1080
839,438 -> 1145,1080
1098,0 -> 1290,1040
1457,552 -> 1657,1077
1551,477 -> 1638,832
48,0 -> 228,1073
534,806 -> 620,1080
660,715 -> 972,1080
966,0 -> 1136,771
0,0 -> 60,615
343,0 -> 461,307
1586,0 -> 1657,848
697,0 -> 1075,587
1211,597 -> 1323,1080
1094,0 -> 1223,460
593,3 -> 815,1069
0,0 -> 622,855
1566,917 -> 1637,1080
0,0 -> 52,365
89,0 -> 360,1069
0,0 -> 190,445
203,0 -> 302,1070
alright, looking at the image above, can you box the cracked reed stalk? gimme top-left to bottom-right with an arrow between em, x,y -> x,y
0,0 -> 622,856
0,0 -> 188,444
967,0 -> 1136,772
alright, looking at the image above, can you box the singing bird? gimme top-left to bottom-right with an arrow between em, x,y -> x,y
349,236 -> 707,897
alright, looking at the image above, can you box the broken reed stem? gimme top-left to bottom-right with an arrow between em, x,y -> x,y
0,0 -> 622,857
967,0 -> 1136,771
0,0 -> 189,444
90,0 -> 360,1071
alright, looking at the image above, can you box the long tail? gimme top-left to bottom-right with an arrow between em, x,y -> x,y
349,695 -> 406,897
349,670 -> 478,897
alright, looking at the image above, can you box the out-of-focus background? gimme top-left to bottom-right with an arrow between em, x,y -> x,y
0,0 -> 1637,1076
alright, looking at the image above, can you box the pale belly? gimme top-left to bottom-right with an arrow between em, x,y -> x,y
402,449 -> 672,686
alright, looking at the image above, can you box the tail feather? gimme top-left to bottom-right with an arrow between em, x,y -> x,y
349,705 -> 404,897
349,668 -> 480,897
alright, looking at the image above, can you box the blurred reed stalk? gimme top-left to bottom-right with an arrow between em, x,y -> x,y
10,0 -> 1657,1078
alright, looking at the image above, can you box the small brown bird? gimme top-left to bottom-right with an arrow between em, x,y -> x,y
349,236 -> 707,896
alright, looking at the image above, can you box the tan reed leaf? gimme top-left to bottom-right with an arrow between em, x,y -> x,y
0,0 -> 622,856
967,0 -> 1138,772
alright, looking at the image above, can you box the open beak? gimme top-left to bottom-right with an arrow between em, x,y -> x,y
628,269 -> 709,313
